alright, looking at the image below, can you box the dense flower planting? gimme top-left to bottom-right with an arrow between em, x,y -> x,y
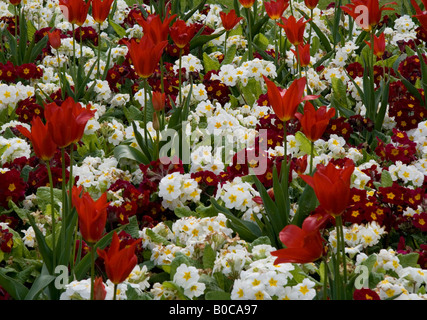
0,0 -> 426,301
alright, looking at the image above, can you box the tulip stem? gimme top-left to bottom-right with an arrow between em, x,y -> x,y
178,49 -> 183,107
245,8 -> 253,60
90,244 -> 95,300
97,22 -> 102,79
113,284 -> 118,300
309,141 -> 314,174
61,148 -> 67,249
143,78 -> 149,147
335,215 -> 348,299
72,24 -> 76,77
296,44 -> 301,78
46,161 -> 56,268
274,22 -> 278,67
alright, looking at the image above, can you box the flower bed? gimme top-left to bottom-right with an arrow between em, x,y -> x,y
0,0 -> 426,301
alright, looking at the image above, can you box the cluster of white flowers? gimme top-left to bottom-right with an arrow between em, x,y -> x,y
387,161 -> 425,187
211,58 -> 276,87
140,214 -> 234,267
171,214 -> 234,249
73,156 -> 132,196
158,172 -> 202,210
215,176 -> 264,222
172,264 -> 206,299
0,83 -> 35,111
173,53 -> 204,77
329,221 -> 387,255
22,223 -> 46,248
0,136 -> 31,165
60,264 -> 150,300
385,15 -> 418,45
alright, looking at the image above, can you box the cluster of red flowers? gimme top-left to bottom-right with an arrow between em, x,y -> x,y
107,179 -> 143,226
0,226 -> 13,254
388,82 -> 426,131
0,61 -> 43,83
375,128 -> 418,164
15,97 -> 44,123
0,169 -> 27,209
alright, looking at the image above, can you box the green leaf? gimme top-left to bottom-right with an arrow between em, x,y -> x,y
109,18 -> 127,38
295,131 -> 317,156
24,265 -> 56,300
380,170 -> 393,188
291,183 -> 318,227
253,33 -> 269,51
221,44 -> 237,66
0,268 -> 29,300
205,290 -> 231,300
398,252 -> 420,268
145,228 -> 171,246
114,144 -> 150,164
203,52 -> 220,72
203,244 -> 216,270
174,206 -> 195,218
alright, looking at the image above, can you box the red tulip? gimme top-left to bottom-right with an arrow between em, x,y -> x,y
96,232 -> 142,285
9,0 -> 21,6
48,29 -> 62,50
126,35 -> 167,79
133,12 -> 177,45
92,0 -> 115,24
71,186 -> 110,244
264,0 -> 289,20
412,0 -> 427,30
263,75 -> 318,122
44,97 -> 96,148
220,9 -> 244,31
290,42 -> 311,67
239,0 -> 256,8
271,212 -> 328,264
300,159 -> 355,217
341,0 -> 396,31
58,0 -> 92,26
93,277 -> 107,300
152,91 -> 166,111
364,32 -> 386,58
295,102 -> 336,142
170,19 -> 197,49
304,0 -> 319,9
277,15 -> 310,46
16,117 -> 58,162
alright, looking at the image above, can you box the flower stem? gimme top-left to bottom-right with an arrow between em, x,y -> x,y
113,283 -> 118,300
335,215 -> 348,299
97,22 -> 102,79
178,49 -> 183,107
90,244 -> 95,300
246,8 -> 253,60
46,160 -> 56,268
310,141 -> 314,174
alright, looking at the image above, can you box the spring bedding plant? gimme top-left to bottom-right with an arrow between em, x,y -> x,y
0,0 -> 426,302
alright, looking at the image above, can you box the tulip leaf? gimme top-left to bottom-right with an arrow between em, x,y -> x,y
0,268 -> 29,300
108,18 -> 127,38
291,183 -> 318,227
203,52 -> 220,72
24,265 -> 56,300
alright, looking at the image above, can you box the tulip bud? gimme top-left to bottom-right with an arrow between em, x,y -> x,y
152,91 -> 166,111
152,111 -> 160,132
48,29 -> 62,50
93,277 -> 107,300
